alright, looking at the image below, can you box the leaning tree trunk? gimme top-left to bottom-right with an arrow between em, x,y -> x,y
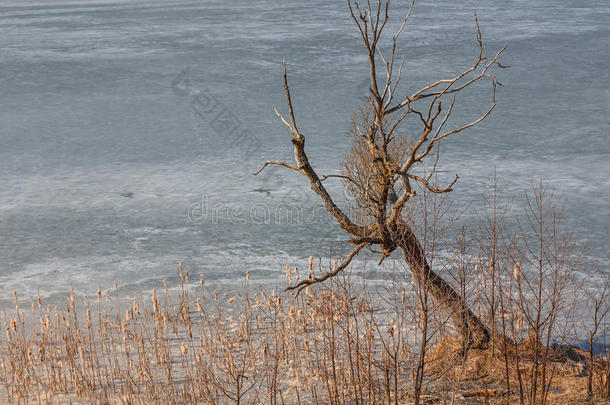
399,224 -> 491,346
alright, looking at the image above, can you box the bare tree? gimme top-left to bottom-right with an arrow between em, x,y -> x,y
582,276 -> 610,400
254,0 -> 507,345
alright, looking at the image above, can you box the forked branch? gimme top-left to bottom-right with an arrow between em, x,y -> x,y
405,172 -> 459,194
286,242 -> 368,296
255,61 -> 366,237
253,161 -> 305,176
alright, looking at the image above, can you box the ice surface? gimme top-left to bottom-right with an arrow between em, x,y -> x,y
0,0 -> 608,308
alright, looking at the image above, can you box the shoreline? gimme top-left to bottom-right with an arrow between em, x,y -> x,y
1,268 -> 607,404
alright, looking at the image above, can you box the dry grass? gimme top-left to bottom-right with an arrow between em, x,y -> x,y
427,335 -> 608,405
0,259 -> 608,405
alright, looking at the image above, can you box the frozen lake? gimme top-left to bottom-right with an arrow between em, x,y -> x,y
0,0 -> 608,307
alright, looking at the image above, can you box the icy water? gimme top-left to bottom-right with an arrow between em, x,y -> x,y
0,0 -> 609,308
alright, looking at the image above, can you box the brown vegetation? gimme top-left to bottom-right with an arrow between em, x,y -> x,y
0,266 -> 607,403
0,185 -> 608,404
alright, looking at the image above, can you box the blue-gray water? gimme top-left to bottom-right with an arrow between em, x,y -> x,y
0,0 -> 608,308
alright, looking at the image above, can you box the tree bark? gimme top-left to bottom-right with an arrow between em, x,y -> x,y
399,224 -> 490,346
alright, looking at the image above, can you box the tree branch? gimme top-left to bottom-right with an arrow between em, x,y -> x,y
405,172 -> 459,194
286,242 -> 367,296
271,61 -> 366,236
253,161 -> 305,176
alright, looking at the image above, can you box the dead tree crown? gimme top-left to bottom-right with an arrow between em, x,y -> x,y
254,0 -> 508,345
